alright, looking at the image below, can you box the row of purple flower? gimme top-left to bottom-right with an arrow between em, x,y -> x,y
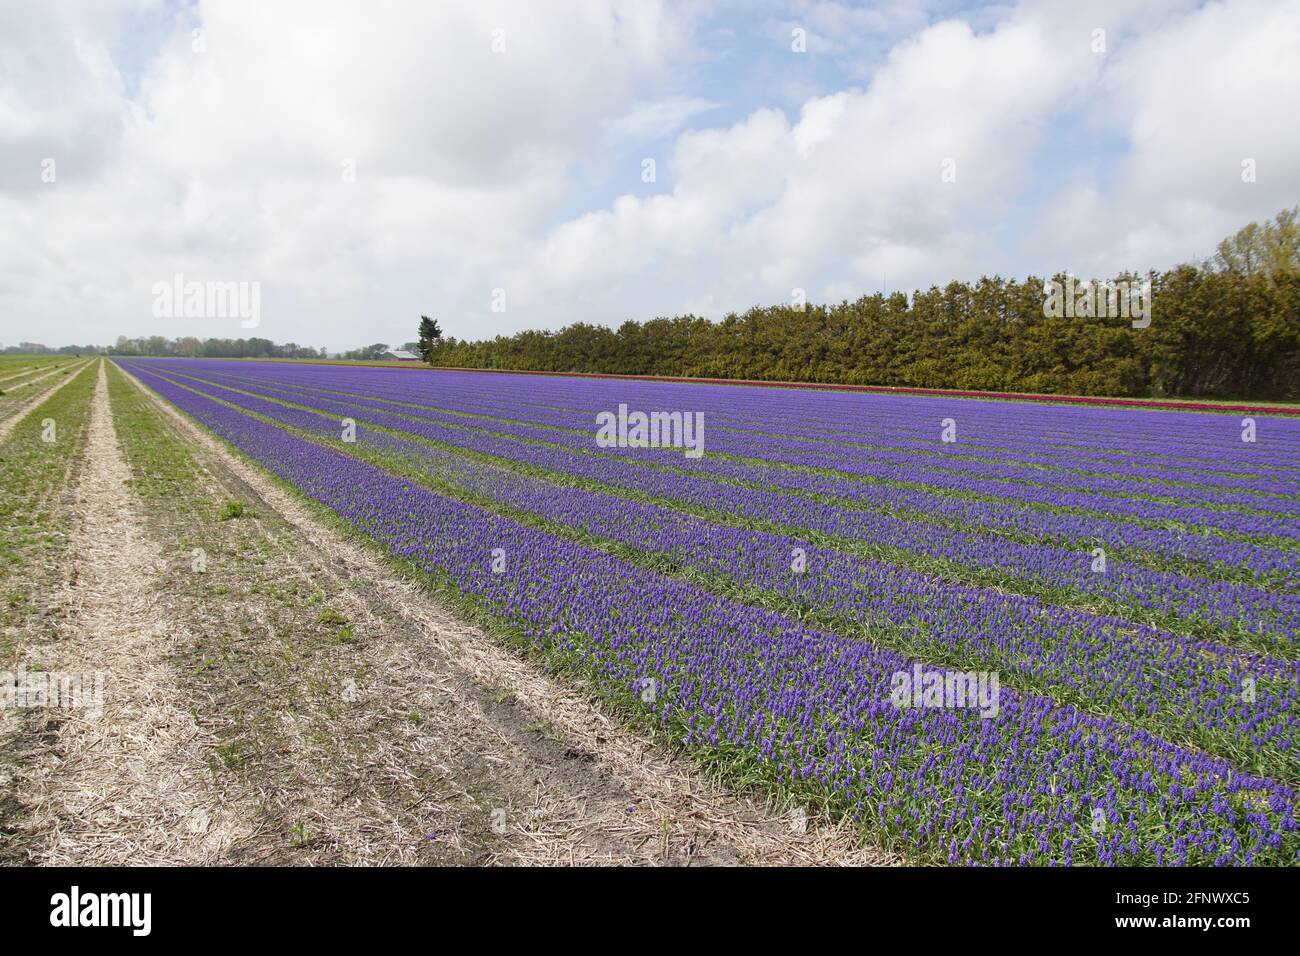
118,360 -> 1299,866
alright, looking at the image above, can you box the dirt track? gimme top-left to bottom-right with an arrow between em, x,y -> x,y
6,363 -> 253,863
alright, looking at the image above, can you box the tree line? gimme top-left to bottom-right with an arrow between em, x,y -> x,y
2,337 -> 330,359
9,210 -> 1297,400
107,336 -> 327,359
6,337 -> 428,361
429,209 -> 1300,400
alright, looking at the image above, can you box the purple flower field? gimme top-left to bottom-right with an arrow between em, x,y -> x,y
117,358 -> 1300,866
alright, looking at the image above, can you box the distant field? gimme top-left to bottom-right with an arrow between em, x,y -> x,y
0,356 -> 92,420
0,354 -> 72,378
122,356 -> 1300,414
125,356 -> 429,370
420,366 -> 1300,415
108,357 -> 1300,866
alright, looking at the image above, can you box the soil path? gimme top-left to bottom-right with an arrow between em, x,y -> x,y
10,362 -> 254,864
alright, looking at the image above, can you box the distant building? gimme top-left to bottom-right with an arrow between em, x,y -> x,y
382,349 -> 421,361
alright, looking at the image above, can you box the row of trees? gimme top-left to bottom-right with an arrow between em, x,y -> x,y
7,337 -> 333,358
11,211 -> 1297,399
97,336 -> 326,359
1,342 -> 102,355
429,210 -> 1300,400
6,336 -> 426,361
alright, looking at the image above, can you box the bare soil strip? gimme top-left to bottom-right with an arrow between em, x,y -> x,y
118,363 -> 896,865
7,364 -> 255,864
0,361 -> 91,443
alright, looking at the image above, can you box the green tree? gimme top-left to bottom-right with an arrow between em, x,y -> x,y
417,316 -> 443,363
341,343 -> 390,361
1210,206 -> 1300,278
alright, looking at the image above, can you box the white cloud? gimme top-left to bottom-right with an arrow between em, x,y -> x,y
1,0 -> 694,345
0,0 -> 134,194
603,96 -> 725,144
1026,0 -> 1300,273
503,10 -> 1095,320
1,0 -> 1297,349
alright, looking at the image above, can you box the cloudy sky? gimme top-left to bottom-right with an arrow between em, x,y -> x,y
2,0 -> 1297,350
